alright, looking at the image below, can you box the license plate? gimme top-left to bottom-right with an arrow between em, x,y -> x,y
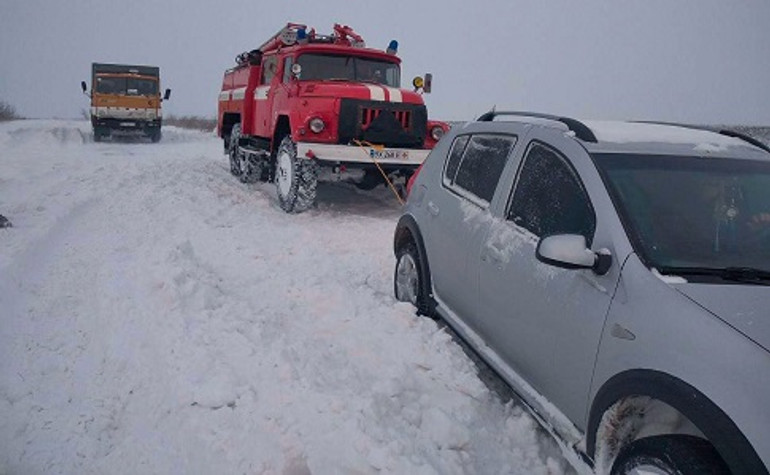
120,122 -> 136,127
369,149 -> 409,160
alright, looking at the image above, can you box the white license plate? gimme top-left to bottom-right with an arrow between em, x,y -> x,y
120,122 -> 136,127
369,149 -> 409,160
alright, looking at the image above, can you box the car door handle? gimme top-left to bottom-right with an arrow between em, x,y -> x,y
427,201 -> 439,216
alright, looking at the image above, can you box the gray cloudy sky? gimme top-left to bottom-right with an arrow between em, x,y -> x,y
1,0 -> 769,124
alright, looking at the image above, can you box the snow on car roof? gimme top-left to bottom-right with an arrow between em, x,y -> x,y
582,120 -> 746,153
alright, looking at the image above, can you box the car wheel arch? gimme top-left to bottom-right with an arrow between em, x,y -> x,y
587,369 -> 767,475
394,215 -> 434,316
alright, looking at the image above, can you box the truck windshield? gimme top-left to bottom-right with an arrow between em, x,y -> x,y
95,77 -> 159,96
296,54 -> 400,88
595,153 -> 770,273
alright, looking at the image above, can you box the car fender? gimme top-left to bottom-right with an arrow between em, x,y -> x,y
587,369 -> 767,475
394,214 -> 433,300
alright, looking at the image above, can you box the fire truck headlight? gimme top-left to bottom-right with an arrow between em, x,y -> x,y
309,117 -> 325,133
430,125 -> 445,141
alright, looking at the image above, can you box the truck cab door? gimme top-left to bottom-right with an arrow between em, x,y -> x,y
271,56 -> 296,120
253,54 -> 279,139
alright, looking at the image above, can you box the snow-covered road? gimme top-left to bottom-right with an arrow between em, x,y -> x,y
0,120 -> 568,474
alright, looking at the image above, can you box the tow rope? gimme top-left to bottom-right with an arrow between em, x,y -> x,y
353,139 -> 405,206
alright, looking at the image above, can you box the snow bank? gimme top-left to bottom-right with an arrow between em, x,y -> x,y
0,121 -> 570,474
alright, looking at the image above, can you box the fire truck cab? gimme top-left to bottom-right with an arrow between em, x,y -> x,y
217,23 -> 449,213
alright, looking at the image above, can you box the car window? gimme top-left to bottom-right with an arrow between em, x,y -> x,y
443,134 -> 516,206
443,135 -> 469,186
508,141 -> 596,245
595,153 -> 770,271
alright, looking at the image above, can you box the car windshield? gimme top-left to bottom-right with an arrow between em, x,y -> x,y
296,53 -> 400,87
595,153 -> 770,273
95,76 -> 158,95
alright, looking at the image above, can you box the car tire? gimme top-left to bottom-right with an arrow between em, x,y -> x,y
394,241 -> 434,316
228,124 -> 243,177
611,435 -> 729,475
274,136 -> 317,213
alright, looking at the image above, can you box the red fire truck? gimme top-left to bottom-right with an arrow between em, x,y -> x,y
217,23 -> 449,213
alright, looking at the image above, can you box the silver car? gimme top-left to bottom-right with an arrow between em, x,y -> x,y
393,112 -> 770,474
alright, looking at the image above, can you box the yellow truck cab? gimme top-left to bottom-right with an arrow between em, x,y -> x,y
81,63 -> 171,142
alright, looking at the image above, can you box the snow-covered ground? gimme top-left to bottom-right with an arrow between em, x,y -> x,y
0,120 -> 569,474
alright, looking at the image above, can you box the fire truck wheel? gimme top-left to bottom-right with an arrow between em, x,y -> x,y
275,136 -> 318,213
228,124 -> 243,177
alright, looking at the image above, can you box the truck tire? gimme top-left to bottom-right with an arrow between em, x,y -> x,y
150,130 -> 161,143
228,124 -> 243,177
275,136 -> 317,213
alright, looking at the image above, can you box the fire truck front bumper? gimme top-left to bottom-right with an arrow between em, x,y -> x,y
296,143 -> 430,167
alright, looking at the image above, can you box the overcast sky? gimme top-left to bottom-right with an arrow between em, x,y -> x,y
1,0 -> 769,124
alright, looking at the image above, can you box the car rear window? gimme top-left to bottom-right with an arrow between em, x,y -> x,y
443,134 -> 516,206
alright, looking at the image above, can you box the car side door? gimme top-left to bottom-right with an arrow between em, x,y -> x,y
424,129 -> 520,329
478,129 -> 621,429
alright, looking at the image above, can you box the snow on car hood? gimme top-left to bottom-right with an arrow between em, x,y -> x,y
675,284 -> 770,352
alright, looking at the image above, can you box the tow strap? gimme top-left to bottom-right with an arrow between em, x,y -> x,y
353,139 -> 405,206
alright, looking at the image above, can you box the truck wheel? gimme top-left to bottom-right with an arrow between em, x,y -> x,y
228,124 -> 243,177
611,435 -> 728,475
275,136 -> 317,213
93,127 -> 105,142
150,130 -> 161,143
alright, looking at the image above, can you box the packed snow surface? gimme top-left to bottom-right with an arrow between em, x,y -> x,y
0,121 -> 569,474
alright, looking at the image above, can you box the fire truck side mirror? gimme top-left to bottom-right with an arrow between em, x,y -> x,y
423,73 -> 432,94
81,81 -> 88,94
163,89 -> 172,101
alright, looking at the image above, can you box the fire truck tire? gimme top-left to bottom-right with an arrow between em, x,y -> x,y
275,136 -> 318,213
228,124 -> 243,177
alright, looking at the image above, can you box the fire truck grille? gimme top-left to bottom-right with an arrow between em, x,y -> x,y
339,99 -> 427,148
361,108 -> 411,130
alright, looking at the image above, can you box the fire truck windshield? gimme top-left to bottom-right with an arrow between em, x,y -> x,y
296,54 -> 400,88
95,77 -> 159,96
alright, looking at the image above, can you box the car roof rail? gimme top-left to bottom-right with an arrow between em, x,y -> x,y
476,110 -> 598,143
717,129 -> 770,154
630,120 -> 770,154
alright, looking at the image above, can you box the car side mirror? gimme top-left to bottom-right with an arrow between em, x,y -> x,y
81,81 -> 88,93
163,89 -> 171,101
536,234 -> 612,275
